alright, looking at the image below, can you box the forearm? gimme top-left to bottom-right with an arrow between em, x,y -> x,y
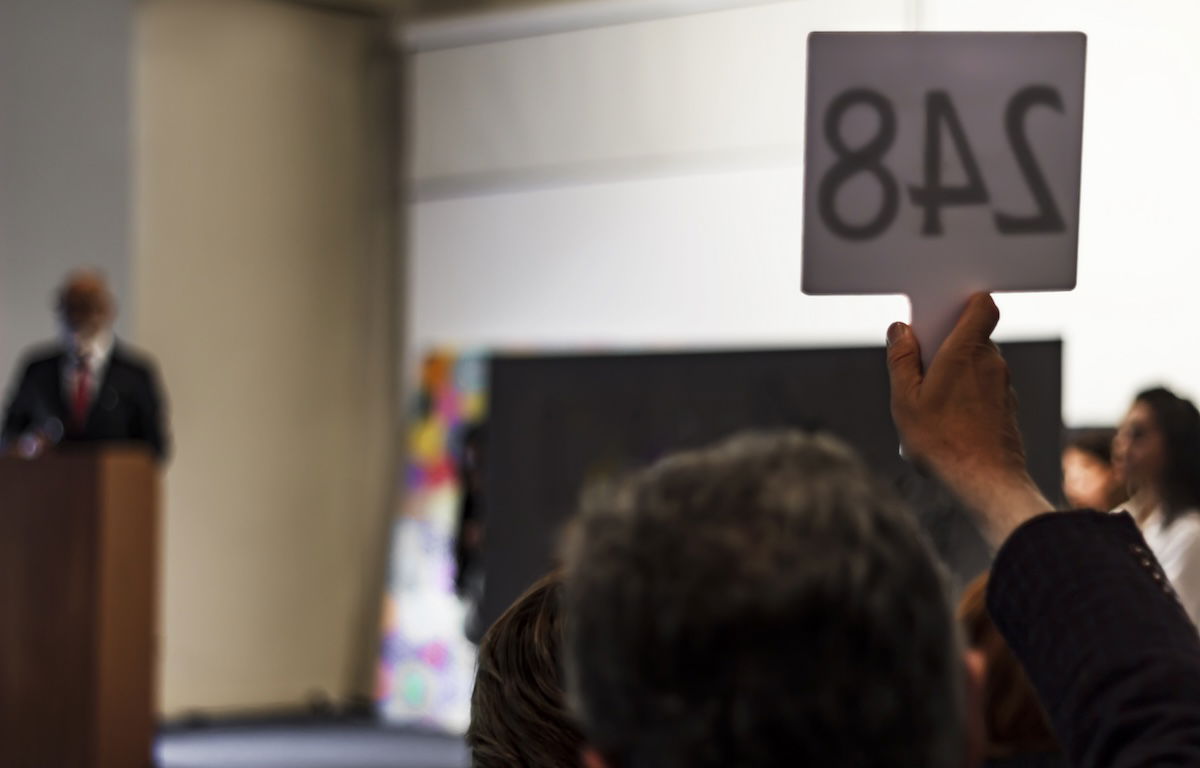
916,441 -> 1052,549
945,464 -> 1052,548
989,512 -> 1200,766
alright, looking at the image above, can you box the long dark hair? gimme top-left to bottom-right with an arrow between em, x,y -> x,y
1136,387 -> 1200,522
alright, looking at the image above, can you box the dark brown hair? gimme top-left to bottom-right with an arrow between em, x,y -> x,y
467,571 -> 583,768
1135,387 -> 1200,522
958,572 -> 1058,759
1064,428 -> 1116,465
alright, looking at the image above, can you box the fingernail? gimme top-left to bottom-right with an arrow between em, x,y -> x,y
886,322 -> 906,347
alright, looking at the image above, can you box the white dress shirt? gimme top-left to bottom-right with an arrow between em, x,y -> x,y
1135,505 -> 1200,626
61,332 -> 114,405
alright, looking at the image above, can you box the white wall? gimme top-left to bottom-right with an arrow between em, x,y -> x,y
0,0 -> 133,381
406,0 -> 1200,426
407,0 -> 911,368
916,0 -> 1200,422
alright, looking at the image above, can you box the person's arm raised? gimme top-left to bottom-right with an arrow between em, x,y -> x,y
889,293 -> 1200,766
885,293 -> 1052,547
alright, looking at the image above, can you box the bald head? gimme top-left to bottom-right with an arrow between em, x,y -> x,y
56,269 -> 115,343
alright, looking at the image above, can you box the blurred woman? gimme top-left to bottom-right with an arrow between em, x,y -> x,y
1061,428 -> 1124,511
1112,387 -> 1200,624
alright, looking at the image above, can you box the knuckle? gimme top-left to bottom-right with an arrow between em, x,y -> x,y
978,350 -> 1009,378
886,346 -> 916,371
983,297 -> 1000,326
971,292 -> 999,322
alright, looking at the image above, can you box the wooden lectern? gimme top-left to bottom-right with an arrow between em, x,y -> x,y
0,449 -> 159,768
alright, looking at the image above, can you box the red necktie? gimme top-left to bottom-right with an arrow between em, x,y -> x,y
72,360 -> 91,431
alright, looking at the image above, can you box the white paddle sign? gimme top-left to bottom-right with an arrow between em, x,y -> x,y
802,32 -> 1086,366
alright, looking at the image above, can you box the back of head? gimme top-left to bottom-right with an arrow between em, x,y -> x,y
468,572 -> 583,768
1136,386 -> 1200,517
562,431 -> 964,768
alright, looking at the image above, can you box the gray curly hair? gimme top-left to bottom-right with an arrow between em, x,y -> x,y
561,430 -> 964,768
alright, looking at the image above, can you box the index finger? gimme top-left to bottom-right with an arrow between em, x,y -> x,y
940,293 -> 1000,355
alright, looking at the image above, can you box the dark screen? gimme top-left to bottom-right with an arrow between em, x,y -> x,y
480,341 -> 1062,632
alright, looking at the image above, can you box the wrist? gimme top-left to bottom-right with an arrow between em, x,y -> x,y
972,474 -> 1052,546
933,456 -> 1051,547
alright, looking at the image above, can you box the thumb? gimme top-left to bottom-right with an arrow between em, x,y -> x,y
886,321 -> 922,403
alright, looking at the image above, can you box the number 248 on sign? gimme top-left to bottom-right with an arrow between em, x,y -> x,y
818,85 -> 1065,241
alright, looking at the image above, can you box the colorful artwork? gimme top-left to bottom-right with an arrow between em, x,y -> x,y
377,351 -> 487,732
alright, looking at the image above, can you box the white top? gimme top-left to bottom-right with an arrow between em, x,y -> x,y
1137,506 -> 1200,626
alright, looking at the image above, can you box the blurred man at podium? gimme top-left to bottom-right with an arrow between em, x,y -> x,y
0,269 -> 169,460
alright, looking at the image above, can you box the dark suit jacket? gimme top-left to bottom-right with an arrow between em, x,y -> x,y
989,511 -> 1200,766
1,342 -> 169,460
985,753 -> 1066,768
